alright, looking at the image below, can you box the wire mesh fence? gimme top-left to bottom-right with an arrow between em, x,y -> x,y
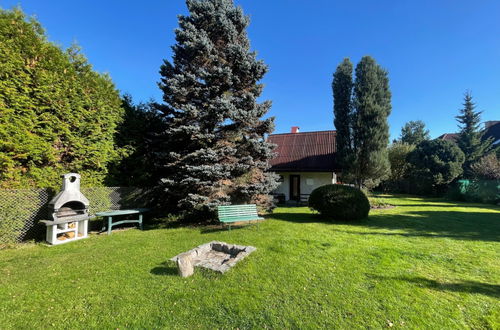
0,187 -> 145,246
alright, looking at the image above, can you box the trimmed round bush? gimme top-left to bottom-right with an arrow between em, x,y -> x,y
308,184 -> 370,221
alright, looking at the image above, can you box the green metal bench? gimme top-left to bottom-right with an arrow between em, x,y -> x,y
95,208 -> 149,235
217,204 -> 263,230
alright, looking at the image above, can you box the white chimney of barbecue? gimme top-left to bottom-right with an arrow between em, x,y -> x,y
49,173 -> 89,211
291,126 -> 300,133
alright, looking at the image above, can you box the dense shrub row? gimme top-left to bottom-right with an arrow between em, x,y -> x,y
0,9 -> 124,189
446,180 -> 500,205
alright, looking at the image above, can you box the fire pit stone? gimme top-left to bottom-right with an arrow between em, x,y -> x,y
170,241 -> 256,276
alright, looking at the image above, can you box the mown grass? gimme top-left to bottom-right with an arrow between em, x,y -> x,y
0,195 -> 499,329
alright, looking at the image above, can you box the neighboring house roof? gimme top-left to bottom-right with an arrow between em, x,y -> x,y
437,121 -> 500,145
268,130 -> 337,172
483,122 -> 500,145
437,133 -> 459,142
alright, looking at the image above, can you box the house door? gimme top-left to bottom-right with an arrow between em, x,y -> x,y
289,175 -> 300,201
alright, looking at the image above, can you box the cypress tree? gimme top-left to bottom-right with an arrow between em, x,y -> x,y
0,8 -> 124,189
332,58 -> 353,176
351,56 -> 391,187
158,0 -> 278,219
455,91 -> 493,177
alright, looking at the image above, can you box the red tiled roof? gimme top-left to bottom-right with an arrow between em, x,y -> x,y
437,133 -> 459,142
268,130 -> 337,172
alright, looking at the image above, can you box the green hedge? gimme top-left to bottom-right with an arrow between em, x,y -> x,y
447,180 -> 500,205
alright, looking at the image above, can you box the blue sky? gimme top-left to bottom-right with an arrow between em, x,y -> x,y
2,0 -> 500,139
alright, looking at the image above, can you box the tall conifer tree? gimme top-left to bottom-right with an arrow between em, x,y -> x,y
399,120 -> 430,145
351,56 -> 391,187
157,0 -> 278,218
455,92 -> 493,177
332,58 -> 354,176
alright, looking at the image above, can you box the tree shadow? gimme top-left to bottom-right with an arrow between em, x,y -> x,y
150,261 -> 178,276
396,203 -> 459,208
396,203 -> 500,210
369,275 -> 500,298
364,210 -> 500,242
200,223 -> 254,234
267,212 -> 325,224
269,208 -> 500,242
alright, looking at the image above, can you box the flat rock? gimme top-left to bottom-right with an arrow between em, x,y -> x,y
176,252 -> 194,277
170,241 -> 256,276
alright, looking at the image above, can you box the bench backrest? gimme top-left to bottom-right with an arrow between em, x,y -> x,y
217,204 -> 259,219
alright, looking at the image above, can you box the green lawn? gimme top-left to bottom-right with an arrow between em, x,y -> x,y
1,195 -> 499,329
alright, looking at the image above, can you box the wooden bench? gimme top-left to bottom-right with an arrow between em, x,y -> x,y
217,204 -> 263,230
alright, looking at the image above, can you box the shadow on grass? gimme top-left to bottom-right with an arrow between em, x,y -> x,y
200,224 -> 250,234
372,194 -> 500,209
150,262 -> 178,276
266,212 -> 322,224
200,221 -> 263,234
370,275 -> 500,298
270,209 -> 500,242
396,203 -> 500,210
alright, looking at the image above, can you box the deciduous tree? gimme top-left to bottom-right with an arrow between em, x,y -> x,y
470,153 -> 500,180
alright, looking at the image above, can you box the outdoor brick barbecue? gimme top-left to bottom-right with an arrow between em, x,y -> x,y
41,173 -> 90,245
170,241 -> 256,277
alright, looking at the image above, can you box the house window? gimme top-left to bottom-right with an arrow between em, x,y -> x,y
306,178 -> 314,186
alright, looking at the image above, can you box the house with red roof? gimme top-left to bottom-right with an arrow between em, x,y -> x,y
436,133 -> 459,142
267,127 -> 340,202
437,121 -> 500,145
483,121 -> 500,145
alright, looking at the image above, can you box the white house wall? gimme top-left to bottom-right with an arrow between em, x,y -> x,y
273,172 -> 337,200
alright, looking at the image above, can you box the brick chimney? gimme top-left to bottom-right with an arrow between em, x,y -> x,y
291,126 -> 300,133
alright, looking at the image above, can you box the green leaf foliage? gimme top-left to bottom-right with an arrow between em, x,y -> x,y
107,95 -> 167,187
379,142 -> 415,193
470,153 -> 500,180
408,140 -> 465,195
308,184 -> 370,221
0,8 -> 124,189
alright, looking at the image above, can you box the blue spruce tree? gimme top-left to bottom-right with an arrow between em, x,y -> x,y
158,0 -> 278,219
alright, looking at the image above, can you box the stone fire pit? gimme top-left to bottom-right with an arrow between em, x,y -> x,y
170,241 -> 256,277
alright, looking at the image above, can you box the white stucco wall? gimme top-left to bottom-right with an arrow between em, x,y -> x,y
273,172 -> 337,200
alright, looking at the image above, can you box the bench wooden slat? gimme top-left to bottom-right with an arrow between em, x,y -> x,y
217,204 -> 262,230
220,216 -> 264,223
218,210 -> 259,215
